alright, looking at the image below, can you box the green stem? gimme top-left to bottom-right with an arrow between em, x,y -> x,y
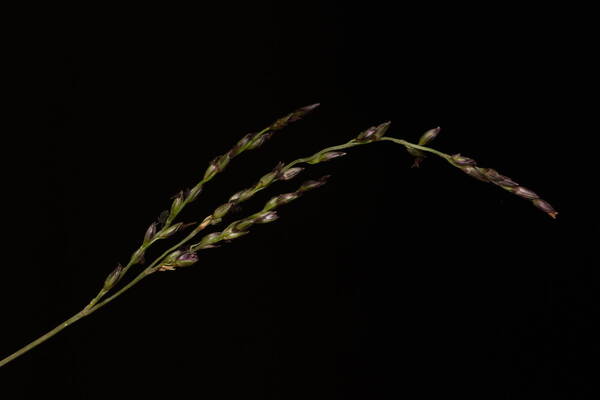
0,269 -> 157,368
380,137 -> 452,160
0,311 -> 87,368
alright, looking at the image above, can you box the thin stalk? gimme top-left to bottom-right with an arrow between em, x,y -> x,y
0,312 -> 86,368
381,137 -> 452,160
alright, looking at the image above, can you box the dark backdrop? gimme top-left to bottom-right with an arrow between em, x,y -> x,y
2,3 -> 595,399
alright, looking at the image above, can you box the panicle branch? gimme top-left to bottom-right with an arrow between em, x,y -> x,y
167,102 -> 320,225
137,122 -> 392,276
154,175 -> 331,271
448,153 -> 558,218
108,104 -> 321,287
382,133 -> 558,219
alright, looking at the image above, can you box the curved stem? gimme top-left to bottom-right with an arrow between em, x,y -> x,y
380,137 -> 452,160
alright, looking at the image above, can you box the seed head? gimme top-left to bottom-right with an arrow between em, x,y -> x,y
204,162 -> 219,181
230,189 -> 253,203
187,184 -> 203,202
213,202 -> 235,219
198,232 -> 222,247
315,151 -> 347,163
512,186 -> 539,200
481,168 -> 519,188
277,192 -> 300,204
373,121 -> 391,140
219,155 -> 232,171
408,127 -> 439,168
461,166 -> 489,182
103,263 -> 123,290
532,199 -> 558,219
130,248 -> 146,264
451,154 -> 477,166
497,177 -> 519,188
299,175 -> 331,192
255,211 -> 279,224
233,219 -> 256,232
230,133 -> 255,156
259,171 -> 278,187
355,121 -> 390,143
237,133 -> 254,148
356,126 -> 377,142
452,162 -> 556,218
143,222 -> 157,245
158,222 -> 184,239
223,230 -> 250,240
290,103 -> 321,121
157,210 -> 170,226
272,161 -> 286,174
164,250 -> 183,263
265,192 -> 300,210
279,167 -> 305,181
270,103 -> 320,131
418,127 -> 441,145
157,250 -> 199,271
247,132 -> 273,150
174,252 -> 199,268
170,191 -> 185,216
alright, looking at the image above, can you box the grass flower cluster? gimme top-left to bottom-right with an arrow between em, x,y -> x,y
0,104 -> 556,368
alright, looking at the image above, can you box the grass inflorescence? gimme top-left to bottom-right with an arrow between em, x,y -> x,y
0,104 -> 556,368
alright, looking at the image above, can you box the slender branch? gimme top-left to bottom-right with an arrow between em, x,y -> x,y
382,137 -> 452,160
87,139 -> 382,311
80,104 -> 321,310
382,137 -> 558,218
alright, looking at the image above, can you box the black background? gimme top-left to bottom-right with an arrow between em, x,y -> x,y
2,3 -> 596,399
